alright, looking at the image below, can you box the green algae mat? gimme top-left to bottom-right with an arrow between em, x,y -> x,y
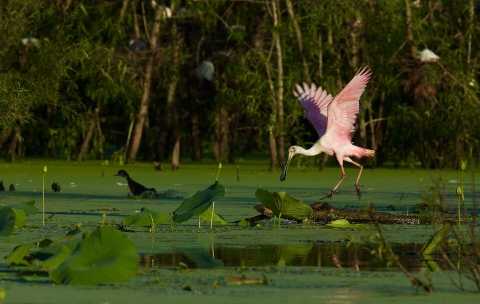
0,158 -> 479,303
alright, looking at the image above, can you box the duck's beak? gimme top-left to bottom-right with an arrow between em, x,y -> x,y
280,151 -> 295,181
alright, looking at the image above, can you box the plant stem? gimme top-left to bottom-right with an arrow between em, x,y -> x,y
216,162 -> 222,181
211,201 -> 215,229
150,213 -> 155,234
42,166 -> 47,227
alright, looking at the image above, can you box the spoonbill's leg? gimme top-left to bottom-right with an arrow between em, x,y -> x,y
320,165 -> 346,200
344,157 -> 363,199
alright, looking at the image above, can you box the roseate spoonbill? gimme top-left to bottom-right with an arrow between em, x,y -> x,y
114,170 -> 156,196
280,67 -> 375,199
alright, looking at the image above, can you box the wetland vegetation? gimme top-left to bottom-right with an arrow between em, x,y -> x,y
0,158 -> 479,303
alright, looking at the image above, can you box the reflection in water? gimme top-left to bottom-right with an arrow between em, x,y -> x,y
140,242 -> 428,271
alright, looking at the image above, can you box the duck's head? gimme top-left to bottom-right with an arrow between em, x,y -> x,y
114,170 -> 129,178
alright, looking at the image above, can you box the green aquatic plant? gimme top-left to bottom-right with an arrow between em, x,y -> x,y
326,219 -> 370,230
42,166 -> 47,227
254,188 -> 313,226
0,201 -> 37,237
0,207 -> 26,237
199,206 -> 227,225
124,208 -> 170,228
5,219 -> 140,286
173,181 -> 225,224
49,227 -> 140,285
419,224 -> 451,256
0,200 -> 37,216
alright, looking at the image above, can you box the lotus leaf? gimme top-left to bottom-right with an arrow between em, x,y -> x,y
199,207 -> 227,224
49,227 -> 140,285
9,200 -> 38,216
173,181 -> 225,223
5,242 -> 35,266
0,207 -> 26,237
124,208 -> 171,227
255,189 -> 312,221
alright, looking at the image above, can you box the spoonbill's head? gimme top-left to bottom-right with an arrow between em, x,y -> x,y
279,146 -> 298,181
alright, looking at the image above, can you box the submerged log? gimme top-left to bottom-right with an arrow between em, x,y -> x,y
248,202 -> 421,225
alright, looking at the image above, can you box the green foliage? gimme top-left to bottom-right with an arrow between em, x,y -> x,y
199,206 -> 228,225
326,219 -> 370,230
1,0 -> 479,166
49,227 -> 140,285
419,224 -> 451,256
173,181 -> 225,224
124,208 -> 171,227
254,188 -> 313,221
0,200 -> 38,216
0,200 -> 36,236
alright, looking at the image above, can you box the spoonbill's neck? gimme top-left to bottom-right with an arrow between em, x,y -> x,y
296,143 -> 323,156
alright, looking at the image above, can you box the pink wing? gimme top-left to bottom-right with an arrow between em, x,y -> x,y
293,82 -> 333,137
326,67 -> 371,140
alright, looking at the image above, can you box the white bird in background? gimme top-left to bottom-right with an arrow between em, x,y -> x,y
194,60 -> 214,81
417,49 -> 440,62
280,67 -> 375,199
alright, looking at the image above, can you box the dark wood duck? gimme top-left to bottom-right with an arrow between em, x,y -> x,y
114,170 -> 156,196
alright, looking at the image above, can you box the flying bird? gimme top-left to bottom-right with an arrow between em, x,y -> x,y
114,170 -> 156,196
280,67 -> 375,199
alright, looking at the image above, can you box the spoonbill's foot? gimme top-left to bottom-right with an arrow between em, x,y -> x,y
320,190 -> 338,200
355,184 -> 362,199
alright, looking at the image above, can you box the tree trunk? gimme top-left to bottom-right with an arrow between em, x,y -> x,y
73,105 -> 100,161
168,82 -> 180,169
190,108 -> 202,161
405,0 -> 417,58
212,105 -> 229,162
228,110 -> 241,163
5,127 -> 21,162
268,125 -> 278,170
271,0 -> 284,168
126,7 -> 164,164
171,132 -> 180,170
285,0 -> 311,83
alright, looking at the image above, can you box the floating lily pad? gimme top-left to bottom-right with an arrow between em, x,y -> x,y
326,219 -> 370,229
255,189 -> 312,221
173,181 -> 225,223
49,227 -> 140,285
124,208 -> 170,227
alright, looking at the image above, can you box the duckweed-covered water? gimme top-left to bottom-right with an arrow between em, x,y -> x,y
1,158 -> 479,303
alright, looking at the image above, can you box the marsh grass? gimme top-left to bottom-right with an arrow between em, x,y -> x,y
370,157 -> 480,292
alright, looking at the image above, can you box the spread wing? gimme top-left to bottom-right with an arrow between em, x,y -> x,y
293,83 -> 333,138
326,67 -> 371,140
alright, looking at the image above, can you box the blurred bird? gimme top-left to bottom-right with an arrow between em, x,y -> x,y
52,182 -> 61,192
194,60 -> 214,81
114,170 -> 156,196
9,184 -> 15,191
417,49 -> 439,62
128,36 -> 149,54
280,67 -> 375,199
0,181 -> 4,191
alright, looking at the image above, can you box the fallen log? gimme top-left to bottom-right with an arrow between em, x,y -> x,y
247,202 -> 421,225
